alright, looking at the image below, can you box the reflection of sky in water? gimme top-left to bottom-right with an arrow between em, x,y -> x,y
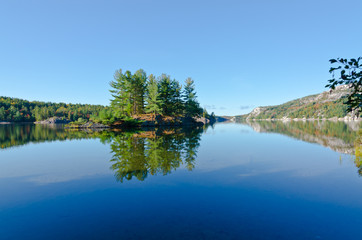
0,139 -> 112,184
1,123 -> 362,239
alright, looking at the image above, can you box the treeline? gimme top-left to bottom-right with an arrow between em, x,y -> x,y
0,96 -> 106,122
92,69 -> 210,124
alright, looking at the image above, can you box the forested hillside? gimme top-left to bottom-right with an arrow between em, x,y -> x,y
236,85 -> 354,120
0,96 -> 106,122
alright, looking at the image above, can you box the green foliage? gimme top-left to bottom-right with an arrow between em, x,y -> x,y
183,78 -> 202,118
145,74 -> 162,118
90,108 -> 117,125
236,93 -> 349,120
110,69 -> 203,119
158,74 -> 181,115
0,96 -> 105,122
133,69 -> 147,114
110,69 -> 133,117
109,69 -> 147,117
326,57 -> 362,113
69,117 -> 88,125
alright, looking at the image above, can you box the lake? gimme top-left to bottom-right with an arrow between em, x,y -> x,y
1,121 -> 362,239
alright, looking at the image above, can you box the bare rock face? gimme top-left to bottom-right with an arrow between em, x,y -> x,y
247,107 -> 264,120
35,117 -> 70,124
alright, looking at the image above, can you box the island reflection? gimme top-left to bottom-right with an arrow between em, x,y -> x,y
107,128 -> 203,182
0,124 -> 204,182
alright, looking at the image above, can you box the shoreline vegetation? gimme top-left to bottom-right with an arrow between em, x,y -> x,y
0,68 -> 216,128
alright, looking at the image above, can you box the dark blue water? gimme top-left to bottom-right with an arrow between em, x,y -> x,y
1,122 -> 362,239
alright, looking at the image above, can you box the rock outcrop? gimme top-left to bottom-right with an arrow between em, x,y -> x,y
35,117 -> 71,124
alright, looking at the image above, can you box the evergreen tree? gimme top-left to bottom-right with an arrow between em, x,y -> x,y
170,80 -> 184,115
110,69 -> 147,117
158,74 -> 173,115
110,69 -> 132,117
145,74 -> 162,120
132,69 -> 147,115
183,78 -> 202,118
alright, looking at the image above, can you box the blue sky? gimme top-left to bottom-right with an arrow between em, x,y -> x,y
1,0 -> 361,116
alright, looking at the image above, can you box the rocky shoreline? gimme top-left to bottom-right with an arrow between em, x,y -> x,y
65,116 -> 212,129
2,116 -> 212,129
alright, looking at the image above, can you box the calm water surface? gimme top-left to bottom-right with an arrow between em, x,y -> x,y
1,121 -> 362,239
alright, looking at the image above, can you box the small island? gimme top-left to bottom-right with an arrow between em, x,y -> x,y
66,69 -> 215,129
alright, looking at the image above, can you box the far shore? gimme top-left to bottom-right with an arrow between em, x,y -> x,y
2,117 -> 361,126
244,117 -> 361,122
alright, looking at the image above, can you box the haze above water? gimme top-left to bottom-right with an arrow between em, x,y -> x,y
1,121 -> 362,239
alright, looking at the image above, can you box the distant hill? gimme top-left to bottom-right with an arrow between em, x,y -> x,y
236,85 -> 358,121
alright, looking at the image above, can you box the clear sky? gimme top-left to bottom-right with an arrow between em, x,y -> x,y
1,0 -> 361,116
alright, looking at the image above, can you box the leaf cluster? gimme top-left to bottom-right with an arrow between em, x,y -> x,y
326,57 -> 362,112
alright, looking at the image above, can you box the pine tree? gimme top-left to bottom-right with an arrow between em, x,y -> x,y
145,74 -> 162,120
133,69 -> 147,115
110,69 -> 147,117
183,78 -> 202,118
110,69 -> 132,117
158,74 -> 173,115
170,80 -> 184,115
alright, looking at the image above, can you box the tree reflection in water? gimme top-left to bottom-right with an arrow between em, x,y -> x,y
108,127 -> 203,182
2,122 -> 362,177
0,124 -> 204,182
